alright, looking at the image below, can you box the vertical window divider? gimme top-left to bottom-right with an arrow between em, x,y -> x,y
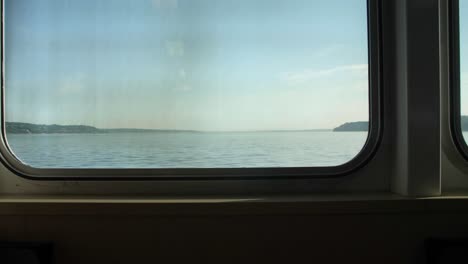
391,0 -> 441,197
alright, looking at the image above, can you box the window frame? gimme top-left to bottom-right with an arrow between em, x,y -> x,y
0,0 -> 383,181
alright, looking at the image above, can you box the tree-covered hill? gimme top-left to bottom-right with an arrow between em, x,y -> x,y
334,116 -> 468,131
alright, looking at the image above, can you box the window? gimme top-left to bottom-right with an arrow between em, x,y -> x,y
451,0 -> 468,161
1,0 -> 381,179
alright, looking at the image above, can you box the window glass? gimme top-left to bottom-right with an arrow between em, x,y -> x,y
461,1 -> 468,144
4,0 -> 370,169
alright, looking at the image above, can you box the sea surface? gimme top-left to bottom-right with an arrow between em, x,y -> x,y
5,131 -> 368,168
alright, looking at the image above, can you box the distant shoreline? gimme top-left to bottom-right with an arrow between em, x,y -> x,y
333,121 -> 368,132
21,118 -> 468,133
333,116 -> 468,131
4,122 -> 334,134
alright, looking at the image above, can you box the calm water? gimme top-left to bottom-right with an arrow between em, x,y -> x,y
6,132 -> 368,168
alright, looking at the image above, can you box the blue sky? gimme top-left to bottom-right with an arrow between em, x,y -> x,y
460,1 -> 468,115
5,0 -> 369,131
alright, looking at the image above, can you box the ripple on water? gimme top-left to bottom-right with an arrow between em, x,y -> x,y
5,132 -> 369,169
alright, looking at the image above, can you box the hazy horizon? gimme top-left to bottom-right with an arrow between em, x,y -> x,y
6,119 -> 351,132
5,0 -> 370,131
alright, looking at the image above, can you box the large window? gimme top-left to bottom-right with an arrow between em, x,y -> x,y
1,0 -> 380,178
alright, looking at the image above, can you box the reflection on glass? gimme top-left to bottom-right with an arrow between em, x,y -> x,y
5,0 -> 369,168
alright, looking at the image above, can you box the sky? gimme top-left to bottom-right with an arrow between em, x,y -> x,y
5,0 -> 369,131
460,1 -> 468,115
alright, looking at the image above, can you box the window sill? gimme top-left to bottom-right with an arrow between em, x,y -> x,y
0,192 -> 466,216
